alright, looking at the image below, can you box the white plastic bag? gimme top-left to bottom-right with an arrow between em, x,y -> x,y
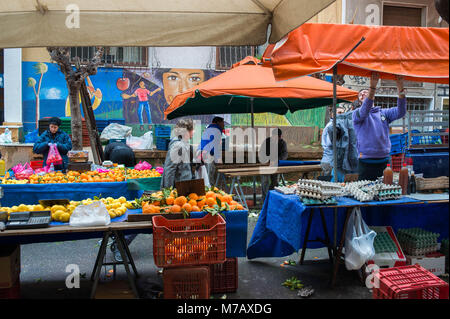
126,131 -> 153,150
344,207 -> 376,270
0,128 -> 12,144
69,201 -> 111,227
100,123 -> 132,142
195,165 -> 210,187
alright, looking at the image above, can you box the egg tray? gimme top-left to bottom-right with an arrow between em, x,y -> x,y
296,180 -> 345,200
401,244 -> 440,256
301,197 -> 338,206
274,186 -> 297,195
373,232 -> 399,254
344,181 -> 402,202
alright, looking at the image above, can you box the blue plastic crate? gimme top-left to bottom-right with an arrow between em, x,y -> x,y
156,137 -> 170,151
406,149 -> 449,178
155,125 -> 171,138
389,133 -> 407,155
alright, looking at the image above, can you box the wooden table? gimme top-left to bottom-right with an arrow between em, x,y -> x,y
0,221 -> 153,298
218,165 -> 322,209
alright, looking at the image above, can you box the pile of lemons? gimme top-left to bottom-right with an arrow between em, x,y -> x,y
0,196 -> 135,222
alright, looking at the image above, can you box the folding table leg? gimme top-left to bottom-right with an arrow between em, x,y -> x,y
114,230 -> 139,298
91,231 -> 110,281
330,208 -> 353,287
299,209 -> 315,265
90,231 -> 111,299
215,172 -> 221,188
116,231 -> 139,278
319,208 -> 334,262
229,176 -> 236,195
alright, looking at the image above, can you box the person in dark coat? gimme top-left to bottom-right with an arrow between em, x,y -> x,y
33,117 -> 72,171
103,142 -> 136,167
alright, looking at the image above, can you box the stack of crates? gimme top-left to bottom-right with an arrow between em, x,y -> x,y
59,117 -> 72,135
440,238 -> 449,273
397,228 -> 440,256
95,119 -> 109,133
389,133 -> 408,155
152,214 -> 227,299
154,125 -> 171,151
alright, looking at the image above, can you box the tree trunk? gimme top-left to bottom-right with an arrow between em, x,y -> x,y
69,87 -> 83,150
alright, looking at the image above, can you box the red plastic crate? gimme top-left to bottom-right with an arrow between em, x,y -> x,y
163,266 -> 210,299
0,279 -> 20,299
372,264 -> 449,299
210,257 -> 238,293
391,154 -> 413,172
152,214 -> 226,268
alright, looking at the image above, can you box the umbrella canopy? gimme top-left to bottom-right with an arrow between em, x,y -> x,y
164,57 -> 358,120
267,23 -> 449,83
0,0 -> 336,48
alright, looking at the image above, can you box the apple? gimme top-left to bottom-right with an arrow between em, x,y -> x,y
116,77 -> 130,91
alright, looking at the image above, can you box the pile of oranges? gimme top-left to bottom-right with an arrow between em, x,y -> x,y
142,187 -> 245,214
4,168 -> 162,184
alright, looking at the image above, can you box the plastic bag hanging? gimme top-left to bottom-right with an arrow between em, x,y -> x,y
46,143 -> 63,166
344,207 -> 377,270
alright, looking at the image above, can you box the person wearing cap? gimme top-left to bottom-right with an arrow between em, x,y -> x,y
33,117 -> 72,171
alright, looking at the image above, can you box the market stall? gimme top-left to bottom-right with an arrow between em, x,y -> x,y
247,181 -> 449,286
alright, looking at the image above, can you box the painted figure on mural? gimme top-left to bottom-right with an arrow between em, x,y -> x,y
122,80 -> 161,130
64,76 -> 102,116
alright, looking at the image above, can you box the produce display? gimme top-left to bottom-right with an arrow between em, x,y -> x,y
135,186 -> 245,215
1,167 -> 161,184
0,196 -> 134,222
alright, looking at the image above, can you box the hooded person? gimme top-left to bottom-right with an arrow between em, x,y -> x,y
160,119 -> 195,189
33,117 -> 72,171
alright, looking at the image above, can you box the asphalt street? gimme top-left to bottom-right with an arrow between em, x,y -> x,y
16,214 -> 371,299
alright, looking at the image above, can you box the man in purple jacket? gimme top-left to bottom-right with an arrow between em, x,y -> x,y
353,72 -> 406,180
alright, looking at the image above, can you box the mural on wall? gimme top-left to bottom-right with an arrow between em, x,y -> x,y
22,61 -> 329,135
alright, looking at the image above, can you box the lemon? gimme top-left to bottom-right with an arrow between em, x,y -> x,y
67,204 -> 76,212
10,206 -> 18,212
34,204 -> 44,211
125,202 -> 133,209
118,196 -> 126,204
18,204 -> 28,212
112,202 -> 121,209
109,210 -> 117,219
106,197 -> 114,202
53,210 -> 65,221
60,213 -> 71,223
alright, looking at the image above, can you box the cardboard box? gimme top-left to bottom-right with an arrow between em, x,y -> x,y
94,280 -> 137,299
406,253 -> 446,276
0,245 -> 20,289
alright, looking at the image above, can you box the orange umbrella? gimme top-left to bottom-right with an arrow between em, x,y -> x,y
164,57 -> 358,120
267,23 -> 449,83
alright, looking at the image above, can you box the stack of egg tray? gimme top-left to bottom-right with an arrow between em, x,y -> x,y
296,179 -> 345,200
397,228 -> 440,256
373,184 -> 402,201
374,231 -> 399,254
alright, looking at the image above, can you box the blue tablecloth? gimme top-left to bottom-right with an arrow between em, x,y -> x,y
127,209 -> 248,258
247,191 -> 449,259
0,182 -> 144,207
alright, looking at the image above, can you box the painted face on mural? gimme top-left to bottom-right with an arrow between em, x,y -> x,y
162,69 -> 205,105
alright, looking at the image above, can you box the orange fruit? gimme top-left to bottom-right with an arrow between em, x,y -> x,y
170,205 -> 181,213
165,196 -> 175,205
188,199 -> 197,207
229,204 -> 237,211
222,195 -> 233,204
188,193 -> 199,201
230,200 -> 239,206
197,199 -> 206,208
236,204 -> 244,210
205,191 -> 216,198
206,197 -> 217,207
182,203 -> 192,212
174,196 -> 187,207
191,205 -> 200,212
